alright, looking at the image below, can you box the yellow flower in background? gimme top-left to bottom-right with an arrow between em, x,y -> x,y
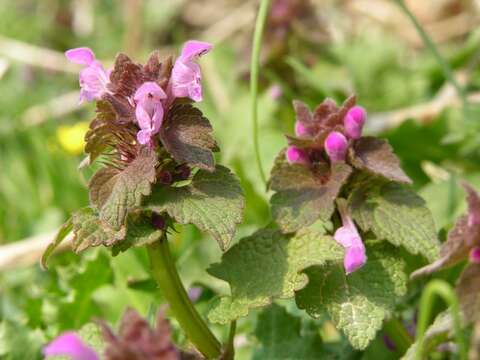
56,121 -> 89,155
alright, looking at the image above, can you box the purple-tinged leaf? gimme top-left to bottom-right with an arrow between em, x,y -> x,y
456,263 -> 480,325
412,183 -> 480,277
348,137 -> 412,184
160,103 -> 217,171
98,148 -> 158,229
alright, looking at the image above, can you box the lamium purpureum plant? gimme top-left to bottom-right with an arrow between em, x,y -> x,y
42,41 -> 246,359
204,96 -> 440,352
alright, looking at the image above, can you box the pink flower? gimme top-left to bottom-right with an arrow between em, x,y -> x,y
334,200 -> 367,274
470,247 -> 480,263
344,106 -> 366,140
268,84 -> 283,101
133,81 -> 167,145
324,131 -> 348,162
295,121 -> 310,138
286,146 -> 309,165
170,40 -> 212,102
43,332 -> 99,360
65,47 -> 110,103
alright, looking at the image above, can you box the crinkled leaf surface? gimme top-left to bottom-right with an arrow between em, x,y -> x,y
97,148 -> 157,229
111,213 -> 163,255
269,151 -> 352,233
207,229 -> 343,324
252,304 -> 324,360
146,165 -> 244,250
401,311 -> 452,360
349,137 -> 411,184
412,183 -> 480,277
71,207 -> 126,252
295,243 -> 408,350
349,181 -> 439,261
160,103 -> 217,171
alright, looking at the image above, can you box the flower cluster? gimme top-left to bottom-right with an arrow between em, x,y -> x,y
43,309 -> 182,360
284,97 -> 367,274
66,40 -> 211,148
286,98 -> 366,166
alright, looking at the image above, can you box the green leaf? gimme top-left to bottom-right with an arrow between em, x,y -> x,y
111,213 -> 163,255
348,137 -> 412,184
160,103 -> 218,171
207,229 -> 343,324
401,311 -> 452,360
97,148 -> 158,229
349,181 -> 439,262
0,321 -> 45,360
77,323 -> 104,356
296,242 -> 408,350
252,304 -> 324,360
146,165 -> 244,250
71,207 -> 125,252
270,151 -> 352,233
41,217 -> 73,269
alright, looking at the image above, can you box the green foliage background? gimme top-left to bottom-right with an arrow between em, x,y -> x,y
1,0 -> 480,358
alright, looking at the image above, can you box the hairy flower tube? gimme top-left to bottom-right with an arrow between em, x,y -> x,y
170,40 -> 212,102
65,47 -> 110,103
334,200 -> 367,274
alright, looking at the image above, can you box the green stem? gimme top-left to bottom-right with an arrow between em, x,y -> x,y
416,280 -> 467,360
147,238 -> 221,359
383,317 -> 413,355
393,0 -> 467,109
250,0 -> 271,186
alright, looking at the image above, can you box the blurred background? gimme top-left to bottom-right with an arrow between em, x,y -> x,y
1,0 -> 480,358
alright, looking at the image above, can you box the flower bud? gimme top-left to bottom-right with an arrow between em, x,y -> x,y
286,146 -> 309,165
344,106 -> 366,139
151,213 -> 166,230
344,246 -> 367,274
470,247 -> 480,263
294,121 -> 310,138
158,170 -> 173,185
324,131 -> 348,162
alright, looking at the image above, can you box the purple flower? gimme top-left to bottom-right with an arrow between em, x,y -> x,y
268,84 -> 283,101
344,105 -> 366,140
286,146 -> 309,165
170,40 -> 212,102
133,81 -> 167,145
294,121 -> 310,138
470,247 -> 480,263
65,47 -> 110,103
324,131 -> 348,162
43,332 -> 99,360
334,200 -> 367,274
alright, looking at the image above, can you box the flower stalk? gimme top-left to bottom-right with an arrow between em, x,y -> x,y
416,280 -> 467,360
250,0 -> 271,185
147,237 -> 221,359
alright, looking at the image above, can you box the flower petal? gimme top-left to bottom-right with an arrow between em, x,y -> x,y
134,81 -> 167,103
344,246 -> 367,274
65,47 -> 95,66
43,332 -> 99,360
180,40 -> 213,62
